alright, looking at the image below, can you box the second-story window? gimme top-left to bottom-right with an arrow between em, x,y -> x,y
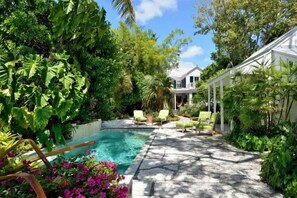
195,77 -> 199,82
190,76 -> 193,83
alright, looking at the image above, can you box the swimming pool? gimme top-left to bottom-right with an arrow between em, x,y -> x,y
63,129 -> 153,174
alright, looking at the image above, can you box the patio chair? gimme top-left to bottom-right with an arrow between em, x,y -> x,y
133,110 -> 147,124
176,121 -> 194,132
191,111 -> 211,125
195,112 -> 218,135
155,109 -> 169,125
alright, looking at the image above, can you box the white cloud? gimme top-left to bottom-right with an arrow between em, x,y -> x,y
180,45 -> 204,59
135,0 -> 177,23
179,61 -> 196,68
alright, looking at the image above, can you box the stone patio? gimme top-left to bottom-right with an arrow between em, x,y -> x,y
102,119 -> 282,198
132,129 -> 282,198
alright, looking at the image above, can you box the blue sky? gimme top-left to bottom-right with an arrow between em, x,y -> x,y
97,0 -> 215,69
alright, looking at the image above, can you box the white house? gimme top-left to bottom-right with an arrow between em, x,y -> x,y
168,63 -> 202,110
207,26 -> 297,132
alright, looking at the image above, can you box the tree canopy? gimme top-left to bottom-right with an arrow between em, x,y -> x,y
194,0 -> 297,79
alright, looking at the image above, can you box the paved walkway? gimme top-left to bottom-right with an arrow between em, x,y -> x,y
102,119 -> 282,197
132,129 -> 282,198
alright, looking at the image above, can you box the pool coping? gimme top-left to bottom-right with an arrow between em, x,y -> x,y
117,128 -> 158,197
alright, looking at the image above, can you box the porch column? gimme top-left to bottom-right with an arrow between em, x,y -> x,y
213,83 -> 217,113
207,85 -> 210,111
189,93 -> 193,105
220,80 -> 224,131
174,93 -> 176,111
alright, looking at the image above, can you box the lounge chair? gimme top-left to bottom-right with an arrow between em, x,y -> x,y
195,112 -> 218,135
155,110 -> 169,125
176,121 -> 193,132
191,111 -> 211,124
133,110 -> 147,124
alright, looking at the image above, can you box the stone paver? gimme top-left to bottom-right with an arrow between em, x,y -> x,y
133,129 -> 282,198
102,119 -> 282,197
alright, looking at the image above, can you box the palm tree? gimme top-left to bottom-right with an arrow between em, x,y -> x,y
111,0 -> 135,24
140,73 -> 173,111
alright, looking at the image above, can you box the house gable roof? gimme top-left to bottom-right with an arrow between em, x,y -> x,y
169,65 -> 202,81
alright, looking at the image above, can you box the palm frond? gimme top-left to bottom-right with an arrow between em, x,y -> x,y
111,0 -> 135,25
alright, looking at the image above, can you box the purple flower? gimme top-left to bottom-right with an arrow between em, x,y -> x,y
90,188 -> 99,195
87,177 -> 96,188
72,187 -> 82,195
86,150 -> 91,155
103,181 -> 110,189
76,174 -> 85,183
62,161 -> 72,169
100,192 -> 107,198
1,180 -> 7,185
0,160 -> 5,166
7,151 -> 15,157
64,189 -> 73,198
33,168 -> 42,175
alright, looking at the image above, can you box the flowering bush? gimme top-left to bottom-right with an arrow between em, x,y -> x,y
0,152 -> 128,198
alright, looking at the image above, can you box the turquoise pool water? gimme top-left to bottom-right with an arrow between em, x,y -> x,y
63,129 -> 152,174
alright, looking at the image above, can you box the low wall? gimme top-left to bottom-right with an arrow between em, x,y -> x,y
71,119 -> 102,140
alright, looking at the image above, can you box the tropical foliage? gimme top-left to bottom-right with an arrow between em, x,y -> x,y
0,53 -> 87,148
113,22 -> 190,115
261,122 -> 297,197
221,61 -> 297,195
222,61 -> 297,134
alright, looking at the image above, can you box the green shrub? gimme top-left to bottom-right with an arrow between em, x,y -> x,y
261,122 -> 297,197
178,103 -> 207,117
225,130 -> 273,152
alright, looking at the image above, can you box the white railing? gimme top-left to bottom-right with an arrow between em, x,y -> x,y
173,82 -> 196,89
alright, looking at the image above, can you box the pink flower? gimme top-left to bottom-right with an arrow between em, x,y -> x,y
103,181 -> 110,189
72,187 -> 84,195
100,192 -> 107,198
90,188 -> 99,195
87,177 -> 96,188
76,174 -> 85,183
64,189 -> 73,198
113,187 -> 129,198
62,161 -> 72,169
22,160 -> 30,165
1,180 -> 7,185
0,160 -> 5,166
77,194 -> 85,198
77,163 -> 85,169
86,150 -> 91,155
33,168 -> 42,175
7,151 -> 15,157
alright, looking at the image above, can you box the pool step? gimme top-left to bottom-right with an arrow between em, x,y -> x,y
132,179 -> 154,197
